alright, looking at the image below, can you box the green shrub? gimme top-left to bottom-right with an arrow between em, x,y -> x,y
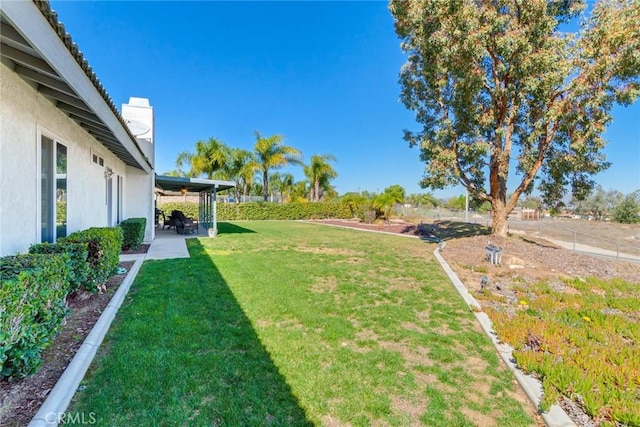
119,218 -> 147,250
0,254 -> 71,378
612,192 -> 640,224
158,201 -> 352,222
56,201 -> 67,224
29,242 -> 89,293
158,202 -> 199,220
217,202 -> 352,220
61,227 -> 123,291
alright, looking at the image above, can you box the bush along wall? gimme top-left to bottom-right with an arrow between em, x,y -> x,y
158,201 -> 353,223
217,202 -> 352,220
158,202 -> 199,220
61,227 -> 123,292
119,218 -> 147,250
29,241 -> 89,294
0,253 -> 71,378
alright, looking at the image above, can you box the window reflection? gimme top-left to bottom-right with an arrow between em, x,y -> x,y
56,143 -> 67,239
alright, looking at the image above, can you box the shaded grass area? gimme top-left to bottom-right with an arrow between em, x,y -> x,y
427,220 -> 490,240
481,277 -> 640,425
69,221 -> 534,426
69,242 -> 310,425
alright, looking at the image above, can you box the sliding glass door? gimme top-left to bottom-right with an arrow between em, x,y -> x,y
41,135 -> 67,242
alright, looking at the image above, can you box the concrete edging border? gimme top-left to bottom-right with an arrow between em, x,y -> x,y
432,248 -> 576,427
28,257 -> 145,427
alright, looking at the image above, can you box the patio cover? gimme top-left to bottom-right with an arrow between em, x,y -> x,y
155,175 -> 235,231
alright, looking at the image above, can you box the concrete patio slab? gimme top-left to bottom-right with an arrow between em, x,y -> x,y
144,228 -> 198,260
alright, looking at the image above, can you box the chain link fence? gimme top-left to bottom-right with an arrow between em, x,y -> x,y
396,206 -> 640,263
531,221 -> 640,262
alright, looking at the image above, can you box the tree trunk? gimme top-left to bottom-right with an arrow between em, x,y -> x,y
314,180 -> 320,202
263,171 -> 269,201
491,202 -> 510,237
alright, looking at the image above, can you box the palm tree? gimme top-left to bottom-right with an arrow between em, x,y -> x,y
304,154 -> 337,202
253,132 -> 302,201
192,138 -> 229,178
290,180 -> 310,203
373,192 -> 397,223
225,148 -> 258,202
176,138 -> 229,179
252,180 -> 264,200
269,172 -> 296,203
163,169 -> 189,178
174,152 -> 197,178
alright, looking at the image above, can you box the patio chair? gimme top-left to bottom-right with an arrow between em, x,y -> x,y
173,210 -> 198,235
164,210 -> 178,230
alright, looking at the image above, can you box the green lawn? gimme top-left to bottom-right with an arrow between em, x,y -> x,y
68,221 -> 534,426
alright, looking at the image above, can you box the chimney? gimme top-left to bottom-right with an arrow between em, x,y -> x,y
122,97 -> 154,167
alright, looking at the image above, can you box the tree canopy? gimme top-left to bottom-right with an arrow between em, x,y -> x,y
612,190 -> 640,223
391,0 -> 640,236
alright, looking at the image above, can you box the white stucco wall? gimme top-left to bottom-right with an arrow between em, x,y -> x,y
0,62 -> 154,255
124,165 -> 155,242
0,63 -> 37,255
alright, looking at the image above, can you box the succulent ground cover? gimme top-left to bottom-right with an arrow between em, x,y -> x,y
481,277 -> 639,426
411,222 -> 639,426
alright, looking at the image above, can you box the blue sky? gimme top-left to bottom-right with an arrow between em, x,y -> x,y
50,1 -> 639,199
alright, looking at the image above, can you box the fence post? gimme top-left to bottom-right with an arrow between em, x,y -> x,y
573,231 -> 576,252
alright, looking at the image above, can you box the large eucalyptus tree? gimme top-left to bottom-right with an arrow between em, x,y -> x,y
391,0 -> 640,236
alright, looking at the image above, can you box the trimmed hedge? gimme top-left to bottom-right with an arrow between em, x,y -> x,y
61,227 -> 123,292
218,202 -> 352,220
0,254 -> 71,378
158,202 -> 199,220
158,201 -> 352,222
119,217 -> 146,250
29,242 -> 89,293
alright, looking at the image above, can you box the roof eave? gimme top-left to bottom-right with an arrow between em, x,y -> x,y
0,0 -> 153,173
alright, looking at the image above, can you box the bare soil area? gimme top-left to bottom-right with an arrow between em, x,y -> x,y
121,243 -> 151,255
311,218 -> 640,285
0,260 -> 136,427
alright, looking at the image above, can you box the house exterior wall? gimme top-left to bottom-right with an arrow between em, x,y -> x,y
0,63 -> 37,256
125,165 -> 155,242
0,62 -> 154,255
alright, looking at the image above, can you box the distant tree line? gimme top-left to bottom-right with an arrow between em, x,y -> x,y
516,186 -> 640,224
167,133 -> 638,224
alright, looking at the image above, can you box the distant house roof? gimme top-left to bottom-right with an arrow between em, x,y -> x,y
0,0 -> 152,171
